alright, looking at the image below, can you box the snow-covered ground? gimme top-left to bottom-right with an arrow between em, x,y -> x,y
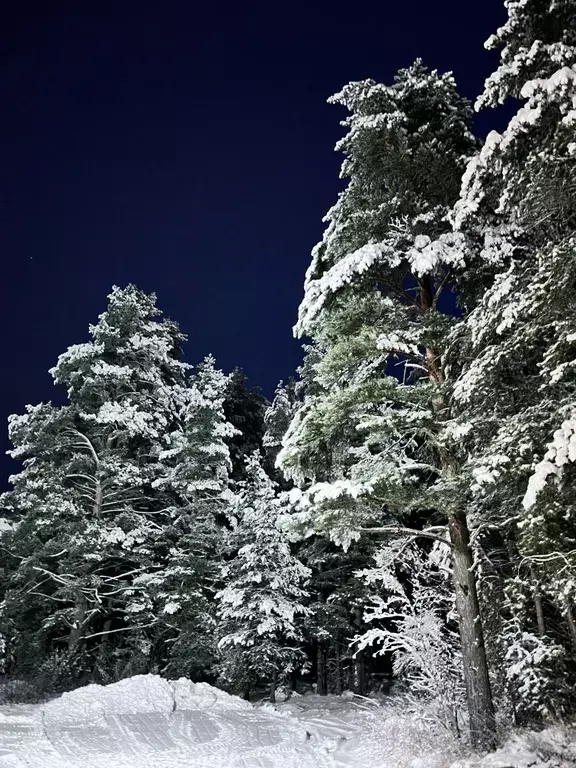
0,675 -> 574,768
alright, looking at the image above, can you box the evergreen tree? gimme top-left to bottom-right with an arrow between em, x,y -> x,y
151,356 -> 235,679
223,368 -> 268,480
0,286 -> 233,686
216,453 -> 310,701
262,380 -> 298,482
448,0 -> 576,720
279,62 -> 498,748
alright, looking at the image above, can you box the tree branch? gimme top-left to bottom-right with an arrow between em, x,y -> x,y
359,525 -> 451,546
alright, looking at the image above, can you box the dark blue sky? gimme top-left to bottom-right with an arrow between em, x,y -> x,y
1,0 -> 509,488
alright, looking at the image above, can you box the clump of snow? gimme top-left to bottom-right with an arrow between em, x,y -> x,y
523,415 -> 576,509
170,677 -> 252,711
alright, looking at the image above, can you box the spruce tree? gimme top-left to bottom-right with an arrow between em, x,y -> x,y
223,368 -> 268,480
151,356 -> 235,679
0,286 -> 232,685
216,453 -> 310,701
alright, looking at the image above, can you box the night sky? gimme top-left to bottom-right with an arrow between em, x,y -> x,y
2,0 -> 510,489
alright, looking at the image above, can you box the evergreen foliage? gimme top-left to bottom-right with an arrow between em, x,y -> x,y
216,454 -> 310,700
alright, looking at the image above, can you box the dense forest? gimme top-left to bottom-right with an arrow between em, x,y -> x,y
2,0 -> 576,752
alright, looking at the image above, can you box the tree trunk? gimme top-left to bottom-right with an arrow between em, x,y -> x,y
334,645 -> 342,695
97,618 -> 113,658
317,644 -> 327,696
449,509 -> 497,751
269,672 -> 277,704
534,592 -> 546,637
285,669 -> 297,700
564,598 -> 576,649
530,568 -> 546,636
68,592 -> 88,650
93,477 -> 103,517
354,606 -> 366,695
420,312 -> 497,751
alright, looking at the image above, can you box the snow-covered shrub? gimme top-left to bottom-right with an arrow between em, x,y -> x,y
504,628 -> 571,724
36,649 -> 90,694
357,543 -> 465,735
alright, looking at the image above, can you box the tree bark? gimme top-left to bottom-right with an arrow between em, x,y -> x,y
334,644 -> 342,696
93,477 -> 103,517
449,509 -> 497,751
269,672 -> 277,704
530,568 -> 546,636
534,592 -> 546,637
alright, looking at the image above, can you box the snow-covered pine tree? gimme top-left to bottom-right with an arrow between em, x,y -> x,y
262,380 -> 298,482
448,0 -> 576,720
0,286 -> 217,685
150,355 -> 236,679
216,453 -> 310,701
223,368 -> 268,481
279,62 -> 498,748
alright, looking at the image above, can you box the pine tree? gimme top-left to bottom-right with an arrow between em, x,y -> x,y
216,453 -> 310,701
279,62 -> 498,748
223,368 -> 268,480
447,0 -> 576,721
262,380 -> 298,481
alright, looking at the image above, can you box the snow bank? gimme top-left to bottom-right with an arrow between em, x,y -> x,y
0,674 -> 322,768
451,726 -> 576,768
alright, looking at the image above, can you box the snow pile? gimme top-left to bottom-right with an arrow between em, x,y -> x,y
451,726 -> 576,768
0,674 -> 325,768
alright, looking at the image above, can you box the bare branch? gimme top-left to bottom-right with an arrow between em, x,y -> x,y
359,526 -> 452,546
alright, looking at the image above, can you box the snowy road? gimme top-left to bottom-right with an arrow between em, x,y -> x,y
0,674 -> 486,768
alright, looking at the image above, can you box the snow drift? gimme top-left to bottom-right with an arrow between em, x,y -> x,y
0,674 -> 327,768
1,675 -> 575,768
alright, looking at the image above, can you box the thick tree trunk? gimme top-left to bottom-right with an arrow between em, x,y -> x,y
269,672 -> 277,704
449,510 -> 497,751
420,311 -> 497,751
317,645 -> 327,696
